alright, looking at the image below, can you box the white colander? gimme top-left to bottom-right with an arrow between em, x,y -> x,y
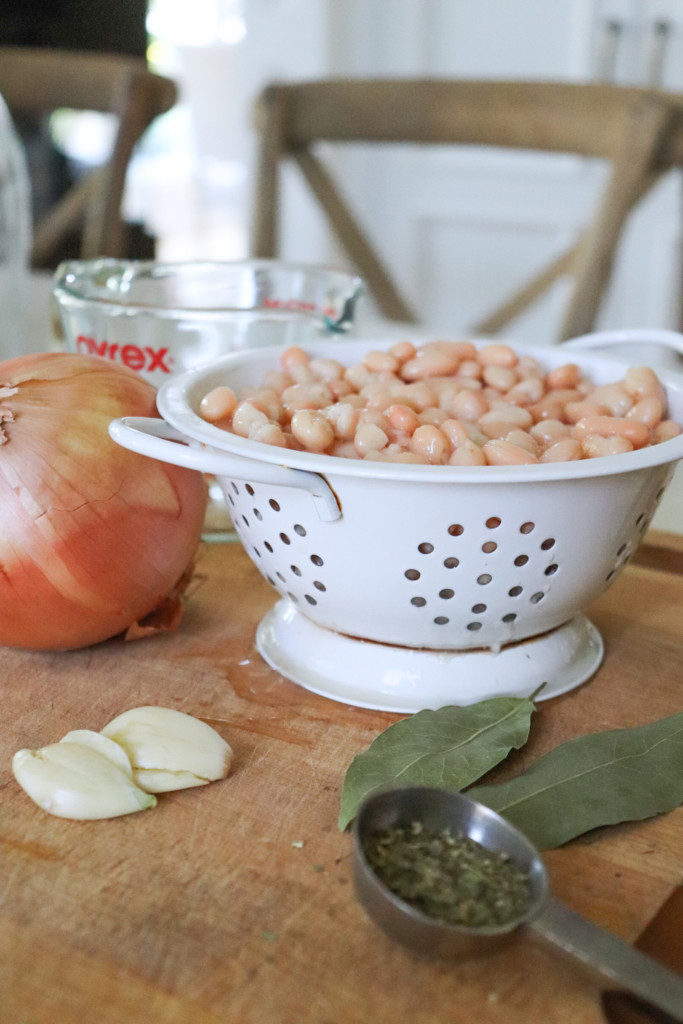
110,331 -> 683,712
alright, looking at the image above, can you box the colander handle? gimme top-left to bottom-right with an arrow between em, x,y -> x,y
109,417 -> 342,523
564,328 -> 683,358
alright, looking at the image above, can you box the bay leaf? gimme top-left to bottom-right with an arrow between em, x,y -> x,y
469,711 -> 683,850
338,691 -> 540,831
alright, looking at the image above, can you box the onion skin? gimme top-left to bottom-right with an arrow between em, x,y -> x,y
0,352 -> 207,651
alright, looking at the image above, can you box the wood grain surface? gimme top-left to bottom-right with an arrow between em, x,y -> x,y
1,537 -> 682,1024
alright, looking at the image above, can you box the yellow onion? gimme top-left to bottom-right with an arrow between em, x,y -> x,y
0,352 -> 207,651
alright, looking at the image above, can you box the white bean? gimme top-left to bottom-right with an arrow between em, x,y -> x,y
478,343 -> 518,368
249,422 -> 288,448
581,434 -> 634,458
281,382 -> 333,417
354,422 -> 389,457
231,401 -> 269,438
573,415 -> 651,449
448,440 -> 487,466
653,420 -> 682,443
483,439 -> 537,465
482,365 -> 518,392
309,357 -> 345,381
409,424 -> 449,464
199,386 -> 237,423
291,409 -> 335,452
324,402 -> 360,440
540,438 -> 583,463
363,350 -> 400,374
626,396 -> 664,428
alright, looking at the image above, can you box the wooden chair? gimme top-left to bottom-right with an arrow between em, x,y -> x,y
0,47 -> 177,267
251,79 -> 683,341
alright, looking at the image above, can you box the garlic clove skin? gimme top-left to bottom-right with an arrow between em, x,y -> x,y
100,706 -> 233,794
60,729 -> 134,778
12,743 -> 156,819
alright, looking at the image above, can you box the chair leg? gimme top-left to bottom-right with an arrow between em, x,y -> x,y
251,86 -> 287,259
559,97 -> 674,341
294,148 -> 418,324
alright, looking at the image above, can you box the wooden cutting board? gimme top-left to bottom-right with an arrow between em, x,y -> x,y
1,534 -> 682,1024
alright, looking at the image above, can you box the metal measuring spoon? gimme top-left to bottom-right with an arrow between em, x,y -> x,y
352,787 -> 683,1023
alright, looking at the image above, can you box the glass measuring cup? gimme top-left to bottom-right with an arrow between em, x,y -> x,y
352,786 -> 683,1022
52,258 -> 363,539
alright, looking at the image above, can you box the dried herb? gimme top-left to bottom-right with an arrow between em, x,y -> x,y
363,821 -> 531,928
469,710 -> 683,849
338,689 -> 542,830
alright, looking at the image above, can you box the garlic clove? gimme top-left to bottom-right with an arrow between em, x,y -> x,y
60,729 -> 134,778
12,743 -> 156,819
100,706 -> 233,794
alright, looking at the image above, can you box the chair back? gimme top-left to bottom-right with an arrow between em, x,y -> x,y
251,79 -> 683,340
0,47 -> 177,266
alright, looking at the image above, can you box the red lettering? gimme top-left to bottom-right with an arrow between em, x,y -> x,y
71,336 -> 174,375
144,347 -> 173,373
121,344 -> 146,372
76,333 -> 109,357
263,298 -> 316,312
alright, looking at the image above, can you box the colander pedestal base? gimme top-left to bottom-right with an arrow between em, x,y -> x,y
255,600 -> 604,712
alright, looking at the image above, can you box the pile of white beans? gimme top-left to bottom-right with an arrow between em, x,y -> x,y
198,340 -> 682,465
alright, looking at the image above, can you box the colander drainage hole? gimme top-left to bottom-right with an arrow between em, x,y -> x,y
305,594 -> 318,606
544,564 -> 558,576
467,621 -> 482,631
245,484 -> 255,496
444,557 -> 459,569
502,613 -> 516,623
411,597 -> 426,607
242,515 -> 249,527
448,524 -> 464,536
253,547 -> 262,559
418,542 -> 434,554
530,592 -> 545,604
405,569 -> 421,581
541,538 -> 555,550
269,499 -> 280,511
228,494 -> 235,507
311,554 -> 324,567
477,574 -> 492,585
482,541 -> 497,553
434,616 -> 449,625
439,589 -> 454,599
313,581 -> 326,591
276,572 -> 286,582
486,517 -> 501,529
280,532 -> 291,545
253,508 -> 262,521
264,541 -> 273,553
514,555 -> 529,567
520,521 -> 535,534
509,585 -> 523,597
294,524 -> 307,536
471,603 -> 487,613
291,565 -> 302,576
231,482 -> 239,495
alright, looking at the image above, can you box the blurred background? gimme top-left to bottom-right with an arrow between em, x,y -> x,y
2,0 -> 683,344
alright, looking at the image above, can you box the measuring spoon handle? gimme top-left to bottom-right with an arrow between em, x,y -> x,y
528,897 -> 683,1022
